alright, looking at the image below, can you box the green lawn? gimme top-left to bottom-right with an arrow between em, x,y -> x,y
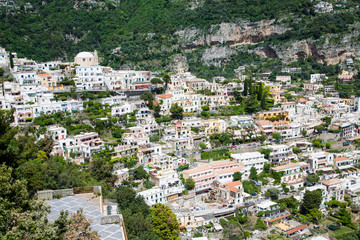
330,226 -> 355,238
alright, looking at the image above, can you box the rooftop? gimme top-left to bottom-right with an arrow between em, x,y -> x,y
321,178 -> 343,186
273,163 -> 300,171
76,52 -> 95,58
46,193 -> 124,240
334,157 -> 349,162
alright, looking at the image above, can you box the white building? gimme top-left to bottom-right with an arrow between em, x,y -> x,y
231,152 -> 268,179
111,102 -> 133,116
74,51 -> 99,67
139,187 -> 167,206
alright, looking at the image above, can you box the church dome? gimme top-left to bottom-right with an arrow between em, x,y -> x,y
76,52 -> 94,58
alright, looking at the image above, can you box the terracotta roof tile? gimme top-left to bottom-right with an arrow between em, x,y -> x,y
285,225 -> 308,235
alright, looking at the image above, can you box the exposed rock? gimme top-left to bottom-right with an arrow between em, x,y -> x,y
175,20 -> 289,49
168,54 -> 189,72
259,32 -> 360,64
187,0 -> 205,10
201,46 -> 235,67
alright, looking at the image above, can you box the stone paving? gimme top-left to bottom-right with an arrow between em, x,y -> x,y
46,194 -> 123,240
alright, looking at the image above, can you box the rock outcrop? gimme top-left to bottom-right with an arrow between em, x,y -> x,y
175,20 -> 360,65
201,46 -> 235,66
175,20 -> 289,49
254,32 -> 360,64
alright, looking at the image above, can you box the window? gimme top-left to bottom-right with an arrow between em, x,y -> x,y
107,205 -> 112,216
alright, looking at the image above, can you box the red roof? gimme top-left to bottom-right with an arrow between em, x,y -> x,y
221,180 -> 242,193
334,157 -> 348,162
158,94 -> 173,99
14,96 -> 23,100
264,213 -> 291,222
38,73 -> 50,77
285,225 -> 308,235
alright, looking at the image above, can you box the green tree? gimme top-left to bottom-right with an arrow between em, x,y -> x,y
10,52 -> 14,69
263,163 -> 271,173
153,104 -> 161,117
0,164 -> 32,234
63,210 -> 101,240
259,148 -> 271,159
132,166 -> 149,180
88,157 -> 116,187
314,124 -> 324,133
306,174 -> 320,184
307,208 -> 322,224
184,177 -> 195,190
255,218 -> 267,230
199,142 -> 207,150
243,80 -> 248,96
0,68 -> 4,97
322,116 -> 332,127
233,171 -> 242,181
259,134 -> 267,143
261,94 -> 267,109
151,78 -> 163,85
170,103 -> 183,120
337,208 -> 352,226
272,132 -> 281,141
250,167 -> 258,181
301,190 -> 323,214
140,92 -> 155,109
293,147 -> 301,154
163,75 -> 171,90
0,109 -> 19,167
265,187 -> 280,199
201,105 -> 210,111
150,204 -> 179,240
258,82 -> 263,101
301,129 -> 307,137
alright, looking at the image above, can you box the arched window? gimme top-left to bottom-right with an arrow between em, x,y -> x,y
107,205 -> 112,216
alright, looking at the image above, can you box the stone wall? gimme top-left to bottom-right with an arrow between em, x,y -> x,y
37,189 -> 74,200
37,190 -> 53,200
100,214 -> 123,225
53,189 -> 74,197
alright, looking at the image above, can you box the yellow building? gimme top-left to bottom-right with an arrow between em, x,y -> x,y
201,119 -> 227,135
255,110 -> 289,121
39,73 -> 64,91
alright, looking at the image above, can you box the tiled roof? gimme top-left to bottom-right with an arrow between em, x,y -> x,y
285,225 -> 308,235
264,213 -> 291,222
257,120 -> 271,125
321,178 -> 343,186
273,163 -> 300,171
334,157 -> 349,162
158,94 -> 173,98
221,180 -> 242,193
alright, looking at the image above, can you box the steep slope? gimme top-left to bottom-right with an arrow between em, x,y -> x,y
0,0 -> 359,78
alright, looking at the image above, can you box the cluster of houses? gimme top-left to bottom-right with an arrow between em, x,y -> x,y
1,47 -> 360,239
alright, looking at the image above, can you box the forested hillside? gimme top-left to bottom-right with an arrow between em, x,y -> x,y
1,0 -> 360,78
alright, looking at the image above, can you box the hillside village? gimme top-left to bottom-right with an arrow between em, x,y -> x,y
1,46 -> 360,240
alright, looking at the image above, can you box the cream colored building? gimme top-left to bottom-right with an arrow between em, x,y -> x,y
74,51 -> 99,67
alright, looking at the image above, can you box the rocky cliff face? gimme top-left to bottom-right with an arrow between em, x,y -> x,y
253,32 -> 360,64
175,20 -> 289,49
175,20 -> 360,65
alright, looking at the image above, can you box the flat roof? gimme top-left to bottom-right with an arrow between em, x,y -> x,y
321,178 -> 343,186
46,194 -> 124,240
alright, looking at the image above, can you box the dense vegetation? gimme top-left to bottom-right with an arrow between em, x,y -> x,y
1,0 -> 359,78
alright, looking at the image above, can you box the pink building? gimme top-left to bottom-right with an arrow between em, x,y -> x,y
182,160 -> 243,192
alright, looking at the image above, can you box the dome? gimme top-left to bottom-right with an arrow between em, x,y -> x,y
76,52 -> 94,58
